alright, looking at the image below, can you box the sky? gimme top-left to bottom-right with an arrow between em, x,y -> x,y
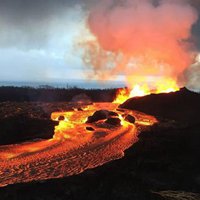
0,0 -> 94,82
0,0 -> 200,83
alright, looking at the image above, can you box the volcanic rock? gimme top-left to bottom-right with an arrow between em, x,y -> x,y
0,115 -> 57,145
120,88 -> 200,124
116,108 -> 125,112
109,111 -> 119,117
105,117 -> 121,126
124,115 -> 136,124
58,115 -> 65,121
86,127 -> 95,131
86,110 -> 107,123
86,110 -> 118,123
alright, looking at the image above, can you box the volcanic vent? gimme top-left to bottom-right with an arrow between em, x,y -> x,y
81,0 -> 198,98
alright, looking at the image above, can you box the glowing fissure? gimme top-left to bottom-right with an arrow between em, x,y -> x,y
114,78 -> 179,104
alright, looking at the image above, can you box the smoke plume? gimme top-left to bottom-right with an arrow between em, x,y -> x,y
185,54 -> 200,92
83,0 -> 199,88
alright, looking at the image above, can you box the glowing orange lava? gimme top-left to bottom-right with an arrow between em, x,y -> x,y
0,102 -> 158,187
114,78 -> 180,104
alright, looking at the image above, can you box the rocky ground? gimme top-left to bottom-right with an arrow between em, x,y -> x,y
120,88 -> 200,124
0,101 -> 94,145
0,88 -> 200,200
0,102 -> 71,145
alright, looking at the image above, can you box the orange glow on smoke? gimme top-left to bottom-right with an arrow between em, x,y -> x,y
114,78 -> 180,104
80,0 -> 198,100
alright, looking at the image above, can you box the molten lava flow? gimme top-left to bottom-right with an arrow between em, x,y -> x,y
114,78 -> 180,104
0,103 -> 158,187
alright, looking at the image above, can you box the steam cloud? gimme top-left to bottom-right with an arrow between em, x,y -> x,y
83,0 -> 199,88
185,54 -> 200,92
0,0 -> 200,90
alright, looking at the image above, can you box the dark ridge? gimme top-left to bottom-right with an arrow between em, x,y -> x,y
0,116 -> 57,145
0,102 -> 75,145
0,86 -> 117,102
120,88 -> 200,124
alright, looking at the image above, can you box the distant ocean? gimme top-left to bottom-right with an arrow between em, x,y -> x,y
0,80 -> 126,89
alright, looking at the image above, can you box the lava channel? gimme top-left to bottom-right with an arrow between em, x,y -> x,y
0,103 -> 157,187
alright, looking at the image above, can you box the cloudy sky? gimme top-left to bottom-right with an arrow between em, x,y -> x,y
0,0 -> 199,83
0,0 -> 94,82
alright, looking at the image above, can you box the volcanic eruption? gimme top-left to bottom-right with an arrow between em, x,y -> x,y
81,0 -> 199,103
0,0 -> 200,189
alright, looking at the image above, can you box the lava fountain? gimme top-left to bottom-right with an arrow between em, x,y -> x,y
114,77 -> 180,104
81,0 -> 198,99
